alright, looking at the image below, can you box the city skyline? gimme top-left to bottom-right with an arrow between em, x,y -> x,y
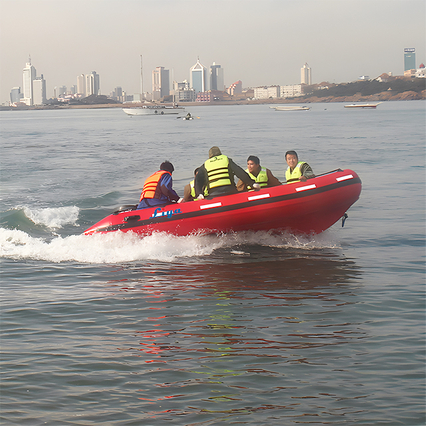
0,0 -> 424,104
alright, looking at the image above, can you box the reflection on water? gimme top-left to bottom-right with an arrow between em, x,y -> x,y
92,249 -> 371,423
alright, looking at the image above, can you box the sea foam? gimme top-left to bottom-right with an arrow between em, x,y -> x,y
23,206 -> 80,229
0,228 -> 222,263
0,227 -> 339,264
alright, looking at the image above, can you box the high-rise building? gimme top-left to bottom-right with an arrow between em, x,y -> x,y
22,59 -> 36,106
210,63 -> 224,91
190,58 -> 207,93
85,71 -> 100,96
152,67 -> 170,100
33,75 -> 47,105
77,74 -> 86,96
10,87 -> 22,104
92,72 -> 100,95
85,74 -> 93,96
301,63 -> 312,85
404,48 -> 416,71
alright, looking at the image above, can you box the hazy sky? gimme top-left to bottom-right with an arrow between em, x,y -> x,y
0,0 -> 424,103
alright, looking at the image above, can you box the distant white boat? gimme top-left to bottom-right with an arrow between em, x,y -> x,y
344,102 -> 382,109
270,105 -> 310,111
123,105 -> 185,116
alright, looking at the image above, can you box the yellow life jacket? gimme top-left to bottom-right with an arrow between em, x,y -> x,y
204,155 -> 232,190
190,180 -> 196,199
246,167 -> 268,189
285,161 -> 306,184
190,180 -> 208,199
140,170 -> 171,201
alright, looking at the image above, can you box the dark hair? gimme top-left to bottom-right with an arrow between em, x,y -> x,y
285,150 -> 298,159
160,160 -> 174,173
247,155 -> 260,165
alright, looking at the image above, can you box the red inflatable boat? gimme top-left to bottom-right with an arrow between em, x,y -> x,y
84,169 -> 361,237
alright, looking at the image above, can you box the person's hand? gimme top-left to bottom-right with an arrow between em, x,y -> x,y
299,176 -> 307,182
177,198 -> 184,203
197,194 -> 204,200
253,183 -> 261,190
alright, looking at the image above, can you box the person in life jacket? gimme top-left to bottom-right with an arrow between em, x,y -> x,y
237,155 -> 281,191
285,150 -> 315,184
194,146 -> 255,198
137,161 -> 180,209
182,167 -> 208,202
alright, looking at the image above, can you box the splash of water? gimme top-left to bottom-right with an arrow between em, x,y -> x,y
0,227 -> 339,264
23,206 -> 80,229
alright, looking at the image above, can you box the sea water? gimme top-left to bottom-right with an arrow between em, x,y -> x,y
1,101 -> 425,425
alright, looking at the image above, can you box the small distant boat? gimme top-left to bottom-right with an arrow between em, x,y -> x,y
181,113 -> 194,120
344,102 -> 382,109
123,105 -> 185,116
270,106 -> 310,111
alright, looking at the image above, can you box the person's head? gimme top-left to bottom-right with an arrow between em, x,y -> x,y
160,160 -> 174,173
247,155 -> 260,174
209,146 -> 222,158
285,150 -> 299,169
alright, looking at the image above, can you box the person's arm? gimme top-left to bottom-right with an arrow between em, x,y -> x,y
229,159 -> 255,187
182,183 -> 192,202
236,178 -> 247,192
160,174 -> 179,201
194,165 -> 208,196
266,169 -> 281,186
301,163 -> 315,179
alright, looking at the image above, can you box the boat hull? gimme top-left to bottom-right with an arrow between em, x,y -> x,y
84,169 -> 361,237
123,106 -> 185,116
271,106 -> 310,111
344,103 -> 381,109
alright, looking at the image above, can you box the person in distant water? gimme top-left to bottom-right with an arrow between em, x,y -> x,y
194,146 -> 255,198
285,150 -> 315,184
137,161 -> 180,209
237,155 -> 281,191
182,167 -> 207,202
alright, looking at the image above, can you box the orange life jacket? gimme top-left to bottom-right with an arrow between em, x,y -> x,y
140,170 -> 171,201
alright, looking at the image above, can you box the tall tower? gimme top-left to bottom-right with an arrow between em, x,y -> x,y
190,58 -> 207,93
77,74 -> 86,96
22,58 -> 36,106
210,63 -> 224,91
301,63 -> 312,85
404,48 -> 416,71
10,87 -> 22,104
85,71 -> 100,96
33,74 -> 46,105
152,66 -> 170,100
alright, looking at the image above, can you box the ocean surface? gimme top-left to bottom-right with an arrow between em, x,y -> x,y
1,101 -> 425,425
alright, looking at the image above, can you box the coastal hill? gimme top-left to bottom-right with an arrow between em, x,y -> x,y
299,78 -> 425,104
227,78 -> 425,105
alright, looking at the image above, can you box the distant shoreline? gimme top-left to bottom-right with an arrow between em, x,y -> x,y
1,90 -> 424,111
